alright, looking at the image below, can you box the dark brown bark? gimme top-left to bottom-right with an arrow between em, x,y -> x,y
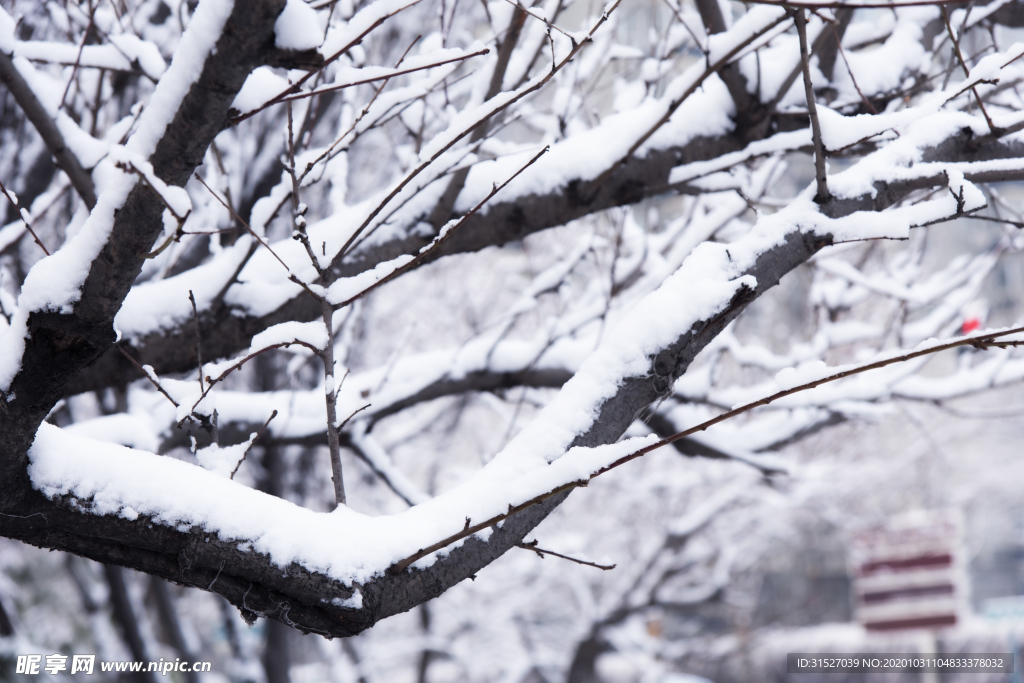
2,121 -> 1018,637
66,122 -> 1024,399
2,0 -> 1024,642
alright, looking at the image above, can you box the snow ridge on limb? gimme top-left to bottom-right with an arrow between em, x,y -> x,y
9,214 -> 795,637
35,169 -> 820,637
62,25 -> 1024,395
6,133 -> 823,634
1,73 -> 1011,637
65,126 -> 1024,398
11,142 -> 821,637
0,0 -> 288,503
356,110 -> 1009,623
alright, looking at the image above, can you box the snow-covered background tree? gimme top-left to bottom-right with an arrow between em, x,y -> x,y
2,0 -> 1024,680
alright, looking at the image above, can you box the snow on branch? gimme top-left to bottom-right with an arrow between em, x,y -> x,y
7,0 -> 1024,648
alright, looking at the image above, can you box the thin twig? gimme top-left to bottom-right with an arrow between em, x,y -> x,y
188,291 -> 204,394
185,337 -> 326,420
661,0 -> 708,55
334,145 -> 551,308
115,345 -> 179,408
766,9 -> 845,112
592,325 -> 1024,477
835,31 -> 878,114
500,0 -> 577,44
392,480 -> 584,572
230,0 -> 424,125
193,173 -> 296,275
203,340 -> 324,388
941,5 -> 999,135
792,6 -> 830,203
320,300 -> 346,507
967,214 -> 1024,229
391,325 -> 1024,572
516,540 -> 616,570
587,10 -> 790,191
298,34 -> 423,184
424,7 -> 525,230
337,403 -> 372,432
0,178 -> 49,255
230,410 -> 279,480
59,6 -> 94,112
279,49 -> 489,105
332,0 -> 622,262
286,99 -> 326,278
182,227 -> 241,235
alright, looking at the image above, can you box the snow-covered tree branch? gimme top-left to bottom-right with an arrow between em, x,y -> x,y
2,0 -> 1024,666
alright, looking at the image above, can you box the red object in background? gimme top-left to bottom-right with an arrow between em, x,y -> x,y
962,317 -> 981,334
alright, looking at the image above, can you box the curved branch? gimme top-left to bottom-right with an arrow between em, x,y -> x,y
0,123 -> 1009,637
67,131 -> 1024,396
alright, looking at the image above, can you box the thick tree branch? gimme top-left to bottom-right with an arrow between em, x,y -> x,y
0,136 -> 1004,635
67,132 -> 1024,396
0,50 -> 98,209
4,0 -> 1024,642
0,0 -> 289,521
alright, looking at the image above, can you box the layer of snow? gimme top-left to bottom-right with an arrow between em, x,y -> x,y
327,254 -> 414,305
116,237 -> 253,342
817,43 -> 1024,151
12,36 -> 166,79
204,321 -> 330,380
28,423 -> 658,584
321,0 -> 422,58
706,6 -> 787,65
0,0 -> 236,393
196,438 -> 254,478
0,7 -> 14,53
231,67 -> 290,115
108,146 -> 192,217
127,0 -> 235,158
275,0 -> 323,51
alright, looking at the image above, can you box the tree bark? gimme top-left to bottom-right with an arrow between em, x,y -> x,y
0,0 -> 289,508
2,0 -> 1024,641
